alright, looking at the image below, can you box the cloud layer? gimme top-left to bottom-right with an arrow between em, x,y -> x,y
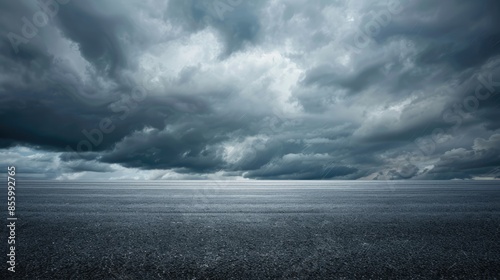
1,0 -> 500,180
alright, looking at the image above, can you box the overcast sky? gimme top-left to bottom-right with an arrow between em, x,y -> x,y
1,0 -> 500,180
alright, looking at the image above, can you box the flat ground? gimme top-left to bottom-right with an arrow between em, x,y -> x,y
1,181 -> 499,279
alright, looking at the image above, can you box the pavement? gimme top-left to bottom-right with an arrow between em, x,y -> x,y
1,181 -> 499,279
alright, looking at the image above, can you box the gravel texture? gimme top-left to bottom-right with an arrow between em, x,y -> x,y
1,181 -> 499,279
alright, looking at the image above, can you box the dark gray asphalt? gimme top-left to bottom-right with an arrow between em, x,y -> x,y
1,181 -> 500,279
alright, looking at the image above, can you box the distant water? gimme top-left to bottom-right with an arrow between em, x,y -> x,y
1,181 -> 499,279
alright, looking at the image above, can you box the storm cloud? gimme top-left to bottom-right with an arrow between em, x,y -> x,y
1,0 -> 499,180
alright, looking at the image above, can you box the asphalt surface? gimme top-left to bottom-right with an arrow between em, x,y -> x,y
1,181 -> 500,279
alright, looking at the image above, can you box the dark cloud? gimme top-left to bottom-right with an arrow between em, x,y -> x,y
165,0 -> 262,57
243,153 -> 358,180
55,1 -> 132,76
301,63 -> 388,94
0,0 -> 499,180
419,134 -> 500,179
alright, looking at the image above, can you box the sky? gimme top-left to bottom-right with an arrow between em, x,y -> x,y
1,0 -> 500,180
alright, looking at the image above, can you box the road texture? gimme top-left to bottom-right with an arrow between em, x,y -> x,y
1,181 -> 499,279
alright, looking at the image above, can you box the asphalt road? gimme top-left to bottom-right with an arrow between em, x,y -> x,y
1,181 -> 499,279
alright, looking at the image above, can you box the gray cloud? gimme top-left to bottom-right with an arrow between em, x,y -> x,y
0,0 -> 499,180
